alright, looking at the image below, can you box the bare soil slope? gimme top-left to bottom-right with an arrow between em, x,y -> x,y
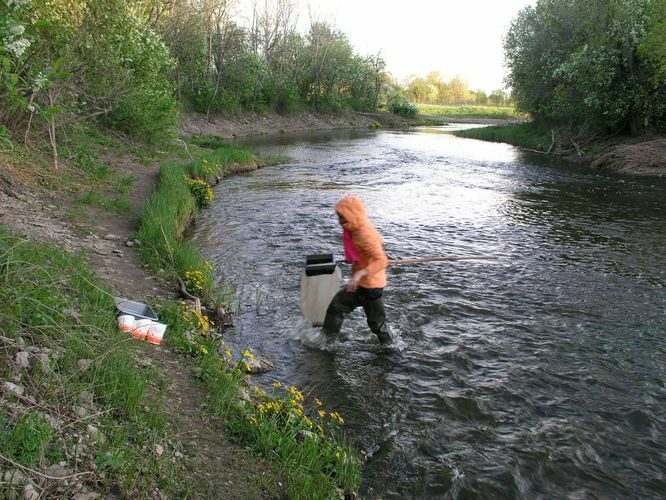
591,137 -> 666,177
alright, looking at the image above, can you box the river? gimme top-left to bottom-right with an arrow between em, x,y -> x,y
191,125 -> 666,498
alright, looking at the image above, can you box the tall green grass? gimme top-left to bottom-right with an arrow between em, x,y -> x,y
0,227 -> 191,498
138,142 -> 258,306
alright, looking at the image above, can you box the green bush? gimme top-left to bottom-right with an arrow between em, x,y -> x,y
390,101 -> 418,117
88,10 -> 178,142
505,0 -> 660,133
0,1 -> 178,144
184,176 -> 213,208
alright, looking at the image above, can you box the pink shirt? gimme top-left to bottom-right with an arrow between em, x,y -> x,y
343,229 -> 360,264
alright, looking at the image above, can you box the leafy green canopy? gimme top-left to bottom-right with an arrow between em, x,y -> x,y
0,0 -> 177,143
169,18 -> 386,115
504,0 -> 665,133
1,1 -> 389,146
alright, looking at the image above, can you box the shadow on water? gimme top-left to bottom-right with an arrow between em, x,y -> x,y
193,126 -> 666,499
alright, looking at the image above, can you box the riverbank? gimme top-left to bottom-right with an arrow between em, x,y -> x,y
180,109 -> 436,140
2,109 -> 417,498
452,123 -> 666,177
0,128 -> 288,498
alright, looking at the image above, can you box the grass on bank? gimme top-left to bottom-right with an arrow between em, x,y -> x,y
1,123 -> 191,226
191,135 -> 290,167
137,138 -> 363,498
416,103 -> 525,120
0,227 -> 194,499
452,121 -> 554,151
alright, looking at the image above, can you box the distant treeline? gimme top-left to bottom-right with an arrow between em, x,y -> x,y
404,73 -> 512,107
0,0 -> 401,144
505,0 -> 666,134
2,0 -> 663,149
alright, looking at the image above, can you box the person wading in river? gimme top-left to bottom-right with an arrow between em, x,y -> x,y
322,195 -> 392,344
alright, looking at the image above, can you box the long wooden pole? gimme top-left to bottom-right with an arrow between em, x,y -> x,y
387,256 -> 497,265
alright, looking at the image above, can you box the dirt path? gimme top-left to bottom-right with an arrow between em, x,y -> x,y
0,146 -> 286,497
108,159 -> 286,497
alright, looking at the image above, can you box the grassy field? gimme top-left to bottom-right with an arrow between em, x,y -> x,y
416,103 -> 525,120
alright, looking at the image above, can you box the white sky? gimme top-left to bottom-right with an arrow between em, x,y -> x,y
235,0 -> 537,93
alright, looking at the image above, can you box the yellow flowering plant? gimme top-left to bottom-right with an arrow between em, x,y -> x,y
185,340 -> 363,496
184,269 -> 206,294
180,301 -> 213,336
183,175 -> 214,208
240,377 -> 361,486
199,158 -> 222,178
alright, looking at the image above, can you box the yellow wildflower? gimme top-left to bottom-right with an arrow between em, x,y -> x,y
288,385 -> 304,402
330,412 -> 345,425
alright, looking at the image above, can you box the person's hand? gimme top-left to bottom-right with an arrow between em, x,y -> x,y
346,269 -> 368,292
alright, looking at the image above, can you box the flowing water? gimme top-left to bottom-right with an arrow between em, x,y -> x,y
192,126 -> 666,498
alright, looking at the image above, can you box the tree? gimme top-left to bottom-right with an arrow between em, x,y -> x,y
406,76 -> 436,103
488,89 -> 510,106
473,90 -> 488,105
504,0 -> 660,133
639,0 -> 666,128
449,75 -> 470,103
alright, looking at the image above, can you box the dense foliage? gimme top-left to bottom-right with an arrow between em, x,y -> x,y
0,0 -> 388,151
505,0 -> 666,133
0,0 -> 178,145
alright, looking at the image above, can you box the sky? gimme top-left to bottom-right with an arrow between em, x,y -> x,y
236,0 -> 537,93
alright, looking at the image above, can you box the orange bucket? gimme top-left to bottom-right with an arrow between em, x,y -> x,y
147,322 -> 167,345
132,319 -> 153,340
118,315 -> 135,332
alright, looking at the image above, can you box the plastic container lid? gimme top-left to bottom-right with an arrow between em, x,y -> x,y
114,297 -> 159,321
304,253 -> 338,276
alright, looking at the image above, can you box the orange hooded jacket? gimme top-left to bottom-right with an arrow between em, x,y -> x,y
335,195 -> 388,289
